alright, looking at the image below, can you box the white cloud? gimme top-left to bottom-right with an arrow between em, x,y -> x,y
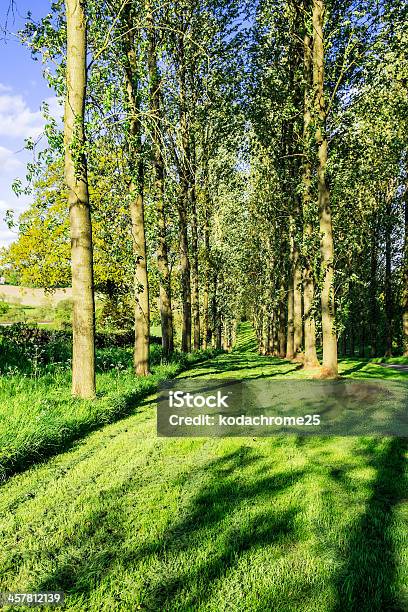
0,84 -> 64,248
0,146 -> 23,175
0,92 -> 44,139
0,83 -> 63,141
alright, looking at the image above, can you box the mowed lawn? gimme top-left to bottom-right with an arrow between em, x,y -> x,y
0,325 -> 408,611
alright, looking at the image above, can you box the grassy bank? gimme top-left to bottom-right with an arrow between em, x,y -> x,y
0,346 -> 220,482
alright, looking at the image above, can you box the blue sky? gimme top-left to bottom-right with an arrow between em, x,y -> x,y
0,0 -> 62,247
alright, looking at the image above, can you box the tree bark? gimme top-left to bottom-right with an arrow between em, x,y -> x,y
286,241 -> 295,359
64,0 -> 96,398
279,282 -> 287,357
146,1 -> 173,356
312,0 -> 338,377
302,26 -> 320,368
123,7 -> 150,375
293,240 -> 303,358
202,210 -> 210,349
177,23 -> 192,353
402,183 -> 408,355
190,181 -> 201,350
369,215 -> 378,356
384,189 -> 393,357
178,192 -> 191,352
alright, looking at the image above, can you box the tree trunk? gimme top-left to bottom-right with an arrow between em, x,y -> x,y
286,243 -> 295,359
146,1 -> 173,355
190,182 -> 201,350
293,241 -> 303,358
64,0 -> 96,398
302,26 -> 320,368
385,190 -> 393,357
202,212 -> 210,349
312,0 -> 338,377
130,192 -> 150,375
279,282 -> 287,357
402,184 -> 408,355
178,192 -> 191,353
369,216 -> 378,356
123,8 -> 150,375
177,25 -> 192,353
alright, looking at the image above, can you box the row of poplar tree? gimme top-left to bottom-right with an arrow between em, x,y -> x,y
4,0 -> 407,397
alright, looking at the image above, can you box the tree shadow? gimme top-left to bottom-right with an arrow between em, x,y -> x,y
332,437 -> 408,612
36,447 -> 306,610
340,360 -> 370,375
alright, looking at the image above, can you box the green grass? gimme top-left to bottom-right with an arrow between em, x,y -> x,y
0,323 -> 407,611
0,347 -> 219,482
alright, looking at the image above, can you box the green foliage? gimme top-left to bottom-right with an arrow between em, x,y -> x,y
0,301 -> 10,315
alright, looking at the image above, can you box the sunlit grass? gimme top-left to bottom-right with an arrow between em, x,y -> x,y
0,322 -> 407,611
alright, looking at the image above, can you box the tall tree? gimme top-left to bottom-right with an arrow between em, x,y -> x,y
312,0 -> 338,376
64,0 -> 96,398
122,2 -> 150,375
146,0 -> 174,356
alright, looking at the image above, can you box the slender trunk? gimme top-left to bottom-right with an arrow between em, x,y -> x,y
313,0 -> 338,377
190,182 -> 200,350
146,2 -> 173,355
202,213 -> 210,349
403,184 -> 408,355
385,191 -> 393,357
350,328 -> 355,357
341,333 -> 346,357
177,27 -> 192,353
64,0 -> 95,398
359,324 -> 365,358
178,193 -> 191,352
130,192 -> 150,375
286,243 -> 295,359
123,10 -> 149,375
302,27 -> 319,368
369,216 -> 378,356
293,241 -> 303,357
279,282 -> 287,357
211,274 -> 218,348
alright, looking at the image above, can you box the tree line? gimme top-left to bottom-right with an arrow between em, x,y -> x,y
3,0 -> 407,396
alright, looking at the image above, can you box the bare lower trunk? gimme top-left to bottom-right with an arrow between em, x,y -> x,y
202,209 -> 210,349
369,216 -> 378,356
279,282 -> 287,357
302,27 -> 319,368
156,174 -> 174,356
178,194 -> 191,352
147,1 -> 173,355
313,0 -> 338,377
403,184 -> 408,355
293,243 -> 303,358
286,245 -> 295,359
123,8 -> 150,375
131,192 -> 150,375
385,191 -> 393,357
191,185 -> 200,350
64,0 -> 95,398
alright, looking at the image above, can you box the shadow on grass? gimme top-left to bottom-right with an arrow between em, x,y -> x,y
332,437 -> 408,612
36,447 -> 305,610
28,438 -> 408,611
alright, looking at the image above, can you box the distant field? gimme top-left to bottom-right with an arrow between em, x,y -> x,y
0,285 -> 72,307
